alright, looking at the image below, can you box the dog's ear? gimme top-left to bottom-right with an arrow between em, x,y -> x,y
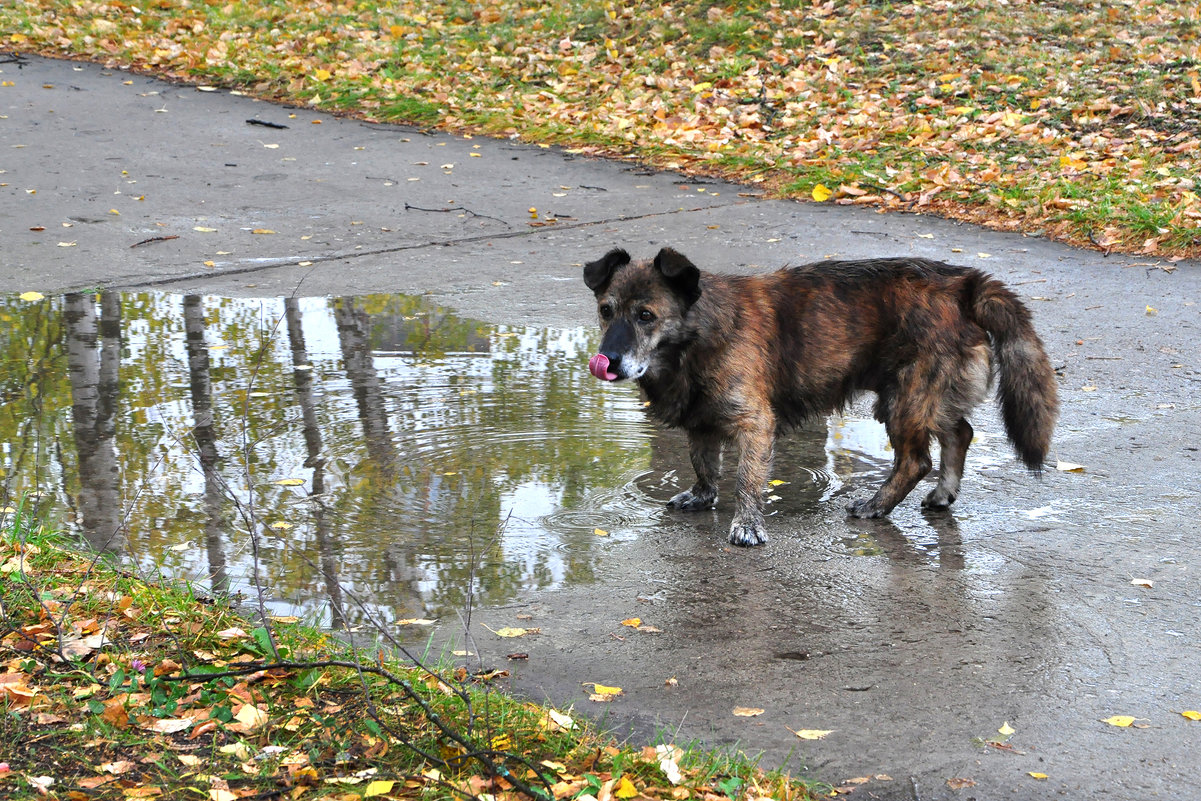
583,248 -> 631,293
653,248 -> 702,307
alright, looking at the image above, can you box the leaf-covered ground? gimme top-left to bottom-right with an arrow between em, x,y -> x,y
1,520 -> 821,800
4,0 -> 1201,257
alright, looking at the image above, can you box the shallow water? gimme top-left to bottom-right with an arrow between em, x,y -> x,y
1,290 -> 1020,630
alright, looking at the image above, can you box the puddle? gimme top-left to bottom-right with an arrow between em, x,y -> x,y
0,290 -> 1026,628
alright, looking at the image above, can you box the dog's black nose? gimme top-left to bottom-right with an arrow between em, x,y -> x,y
600,351 -> 622,373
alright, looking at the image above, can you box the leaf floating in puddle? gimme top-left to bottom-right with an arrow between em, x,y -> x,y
269,521 -> 294,530
274,478 -> 305,486
594,528 -> 609,537
1055,460 -> 1086,472
19,291 -> 45,302
398,618 -> 435,626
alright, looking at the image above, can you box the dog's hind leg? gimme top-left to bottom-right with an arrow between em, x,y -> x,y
922,418 -> 973,509
667,431 -> 722,511
848,427 -> 933,518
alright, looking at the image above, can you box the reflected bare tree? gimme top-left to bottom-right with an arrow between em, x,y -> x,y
334,298 -> 397,470
184,295 -> 230,597
64,292 -> 124,553
285,298 -> 345,629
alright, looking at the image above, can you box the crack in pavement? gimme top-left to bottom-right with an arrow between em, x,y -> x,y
101,203 -> 750,292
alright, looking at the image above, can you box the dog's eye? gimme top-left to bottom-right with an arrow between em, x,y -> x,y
638,309 -> 655,322
599,304 -> 613,319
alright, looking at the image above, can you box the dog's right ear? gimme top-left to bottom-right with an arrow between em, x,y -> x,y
583,248 -> 631,293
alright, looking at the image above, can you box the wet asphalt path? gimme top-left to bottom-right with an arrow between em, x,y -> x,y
4,56 -> 1200,799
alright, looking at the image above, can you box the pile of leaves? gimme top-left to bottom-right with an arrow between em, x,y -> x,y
0,519 -> 818,800
4,0 -> 1201,257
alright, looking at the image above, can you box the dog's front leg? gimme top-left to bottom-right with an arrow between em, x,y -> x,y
728,421 -> 774,546
667,431 -> 722,510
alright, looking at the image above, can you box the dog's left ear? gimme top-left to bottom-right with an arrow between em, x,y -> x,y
584,248 -> 631,293
654,248 -> 702,307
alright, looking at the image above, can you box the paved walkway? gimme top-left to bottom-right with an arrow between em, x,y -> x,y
4,55 -> 1201,800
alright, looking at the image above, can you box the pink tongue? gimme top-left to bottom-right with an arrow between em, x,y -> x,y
589,353 -> 618,381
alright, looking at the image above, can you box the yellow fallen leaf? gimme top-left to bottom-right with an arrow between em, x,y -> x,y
791,728 -> 833,740
274,478 -> 305,486
1055,461 -> 1085,472
615,776 -> 638,799
1102,715 -> 1136,727
487,625 -> 539,638
733,706 -> 765,717
364,780 -> 395,797
193,226 -> 217,232
1028,772 -> 1048,780
19,291 -> 44,302
269,521 -> 293,530
313,69 -> 332,82
234,703 -> 268,731
594,528 -> 609,537
812,183 -> 832,202
398,618 -> 435,626
1130,578 -> 1153,588
585,682 -> 623,696
998,721 -> 1016,737
621,618 -> 641,628
251,228 -> 276,235
1182,710 -> 1201,721
1146,305 -> 1158,315
768,479 -> 789,486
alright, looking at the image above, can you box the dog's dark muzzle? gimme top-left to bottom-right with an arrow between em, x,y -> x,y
590,321 -> 634,381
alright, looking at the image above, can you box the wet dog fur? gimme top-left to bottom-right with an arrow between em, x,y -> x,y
584,247 -> 1058,546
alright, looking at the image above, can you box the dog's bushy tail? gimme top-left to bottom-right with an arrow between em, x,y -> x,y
967,272 -> 1059,471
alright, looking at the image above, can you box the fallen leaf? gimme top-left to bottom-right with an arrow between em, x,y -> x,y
1130,578 -> 1154,588
1028,772 -> 1048,780
193,226 -> 217,232
1182,710 -> 1201,721
946,777 -> 976,789
274,478 -> 305,486
365,780 -> 395,797
733,706 -> 765,717
615,775 -> 638,799
1102,715 -> 1137,727
790,727 -> 833,740
594,528 -> 609,537
620,618 -> 641,628
998,721 -> 1016,737
398,618 -> 436,626
251,228 -> 276,234
1055,461 -> 1085,472
19,291 -> 44,301
812,183 -> 832,202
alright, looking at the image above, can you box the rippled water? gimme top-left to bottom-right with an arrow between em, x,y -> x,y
0,290 -> 1019,630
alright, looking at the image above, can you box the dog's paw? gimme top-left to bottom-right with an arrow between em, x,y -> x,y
920,488 -> 957,510
667,487 -> 717,511
728,518 -> 768,547
846,498 -> 887,519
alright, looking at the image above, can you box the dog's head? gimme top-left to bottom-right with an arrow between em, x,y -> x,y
583,247 -> 701,382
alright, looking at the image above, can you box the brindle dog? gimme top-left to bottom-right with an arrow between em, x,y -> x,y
585,247 -> 1058,546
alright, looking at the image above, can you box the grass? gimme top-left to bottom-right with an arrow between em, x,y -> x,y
2,0 -> 1200,257
0,506 -> 822,800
